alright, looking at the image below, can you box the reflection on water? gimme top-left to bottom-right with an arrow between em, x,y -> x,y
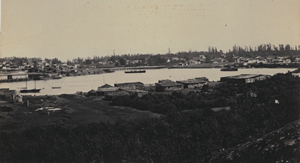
0,68 -> 295,95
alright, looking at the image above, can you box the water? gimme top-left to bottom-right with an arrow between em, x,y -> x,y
0,68 -> 295,95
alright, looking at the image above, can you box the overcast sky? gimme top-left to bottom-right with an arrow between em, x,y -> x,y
1,0 -> 299,61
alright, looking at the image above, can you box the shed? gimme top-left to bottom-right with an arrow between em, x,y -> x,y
176,78 -> 207,89
98,84 -> 113,89
114,82 -> 144,90
155,79 -> 183,92
0,89 -> 16,100
97,87 -> 119,96
88,89 -> 97,96
220,74 -> 269,83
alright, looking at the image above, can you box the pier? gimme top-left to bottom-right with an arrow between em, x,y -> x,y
111,66 -> 166,71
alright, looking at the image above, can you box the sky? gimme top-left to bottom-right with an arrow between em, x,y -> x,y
0,0 -> 300,61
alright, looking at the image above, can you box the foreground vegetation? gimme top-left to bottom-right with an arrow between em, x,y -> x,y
0,73 -> 299,162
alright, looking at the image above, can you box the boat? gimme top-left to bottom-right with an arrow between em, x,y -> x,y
124,70 -> 146,73
103,69 -> 115,73
20,79 -> 41,93
20,89 -> 41,93
220,67 -> 238,71
52,75 -> 62,79
52,87 -> 61,89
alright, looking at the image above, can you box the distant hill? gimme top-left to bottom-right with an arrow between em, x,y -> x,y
210,119 -> 300,162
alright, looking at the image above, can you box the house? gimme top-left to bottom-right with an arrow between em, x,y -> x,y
155,79 -> 183,92
192,55 -> 206,62
220,74 -> 269,83
114,82 -> 144,90
266,56 -> 276,63
97,87 -> 119,96
98,84 -> 113,89
0,89 -> 17,100
176,78 -> 207,89
195,77 -> 209,82
144,84 -> 156,92
188,60 -> 201,65
97,84 -> 119,96
88,89 -> 97,96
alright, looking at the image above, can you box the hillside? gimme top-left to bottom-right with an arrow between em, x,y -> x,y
211,119 -> 300,162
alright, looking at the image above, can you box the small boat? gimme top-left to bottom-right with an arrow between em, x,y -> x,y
221,67 -> 238,71
52,87 -> 61,89
124,70 -> 146,73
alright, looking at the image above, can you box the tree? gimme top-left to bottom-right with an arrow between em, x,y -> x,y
119,58 -> 126,66
279,44 -> 284,51
147,55 -> 167,66
67,60 -> 73,65
52,58 -> 61,64
285,44 -> 290,51
266,44 -> 272,51
45,58 -> 52,64
85,59 -> 92,65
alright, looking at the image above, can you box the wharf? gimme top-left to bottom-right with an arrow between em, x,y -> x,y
112,66 -> 165,71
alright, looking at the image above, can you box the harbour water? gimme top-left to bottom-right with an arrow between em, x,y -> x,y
0,68 -> 295,95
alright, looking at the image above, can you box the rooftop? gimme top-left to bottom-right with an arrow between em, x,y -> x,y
114,82 -> 144,87
156,79 -> 183,87
223,74 -> 267,79
98,84 -> 113,88
177,78 -> 207,84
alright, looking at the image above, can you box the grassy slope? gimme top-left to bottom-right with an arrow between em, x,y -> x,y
0,95 -> 160,132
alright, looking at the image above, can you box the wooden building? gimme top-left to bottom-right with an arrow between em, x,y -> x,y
114,82 -> 144,90
155,79 -> 183,92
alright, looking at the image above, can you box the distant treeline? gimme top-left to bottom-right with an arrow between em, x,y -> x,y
0,72 -> 299,162
2,43 -> 300,67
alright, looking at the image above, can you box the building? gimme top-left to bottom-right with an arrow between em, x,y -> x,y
0,89 -> 20,101
144,84 -> 156,92
176,78 -> 208,89
87,89 -> 97,96
97,84 -> 119,96
114,82 -> 144,90
195,77 -> 209,81
220,74 -> 269,83
155,79 -> 183,92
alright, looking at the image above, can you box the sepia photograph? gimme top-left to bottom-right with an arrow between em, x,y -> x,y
0,0 -> 299,162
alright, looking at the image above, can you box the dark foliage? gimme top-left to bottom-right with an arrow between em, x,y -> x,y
0,73 -> 299,162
